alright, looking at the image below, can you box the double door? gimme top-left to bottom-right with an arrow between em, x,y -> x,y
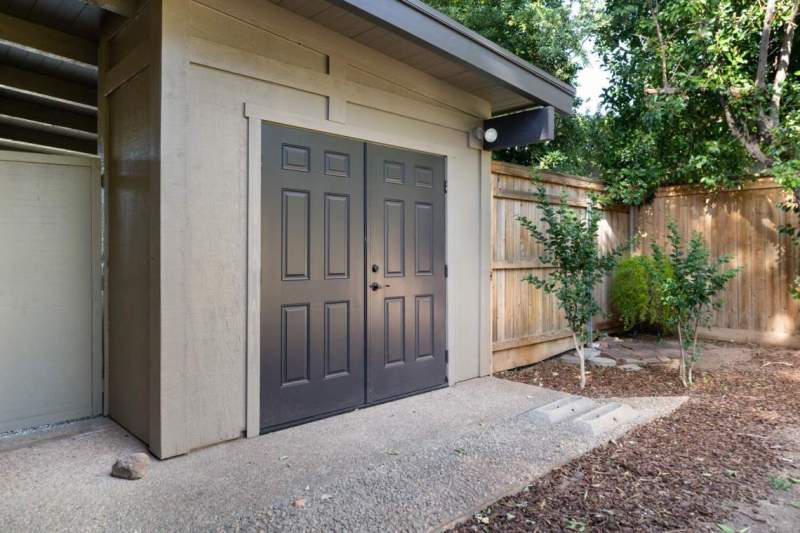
260,123 -> 446,431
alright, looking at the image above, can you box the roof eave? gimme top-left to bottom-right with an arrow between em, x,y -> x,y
327,0 -> 576,115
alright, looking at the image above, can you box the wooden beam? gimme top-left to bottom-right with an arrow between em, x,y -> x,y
0,12 -> 97,68
0,65 -> 97,112
0,96 -> 97,138
86,0 -> 137,18
0,123 -> 97,155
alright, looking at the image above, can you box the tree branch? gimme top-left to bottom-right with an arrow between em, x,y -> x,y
755,0 -> 777,136
769,0 -> 800,129
720,96 -> 772,165
650,0 -> 672,93
756,0 -> 777,90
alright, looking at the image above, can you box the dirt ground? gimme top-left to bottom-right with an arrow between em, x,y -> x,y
451,337 -> 800,532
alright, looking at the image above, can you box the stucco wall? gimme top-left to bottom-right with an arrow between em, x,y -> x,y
156,0 -> 493,454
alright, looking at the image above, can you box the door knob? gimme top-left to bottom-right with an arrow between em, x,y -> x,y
369,282 -> 382,291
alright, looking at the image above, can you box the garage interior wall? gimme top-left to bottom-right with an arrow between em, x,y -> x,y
100,1 -> 161,450
176,0 -> 493,454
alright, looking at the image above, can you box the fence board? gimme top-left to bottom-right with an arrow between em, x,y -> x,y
490,163 -> 629,371
636,179 -> 800,346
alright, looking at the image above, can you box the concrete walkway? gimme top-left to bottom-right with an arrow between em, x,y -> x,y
0,377 -> 686,532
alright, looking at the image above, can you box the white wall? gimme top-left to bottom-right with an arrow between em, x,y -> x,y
158,0 -> 493,453
0,152 -> 100,433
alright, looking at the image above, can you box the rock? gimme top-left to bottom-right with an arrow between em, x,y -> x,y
583,348 -> 602,360
111,452 -> 150,480
588,356 -> 617,368
560,353 -> 581,365
619,364 -> 643,372
292,497 -> 306,508
622,357 -> 647,365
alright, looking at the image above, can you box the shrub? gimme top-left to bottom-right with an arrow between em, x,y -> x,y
517,185 -> 626,389
611,255 -> 671,333
653,221 -> 739,387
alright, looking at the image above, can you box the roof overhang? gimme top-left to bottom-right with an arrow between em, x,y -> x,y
327,0 -> 576,115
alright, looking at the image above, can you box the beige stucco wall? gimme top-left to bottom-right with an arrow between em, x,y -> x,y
149,0 -> 494,455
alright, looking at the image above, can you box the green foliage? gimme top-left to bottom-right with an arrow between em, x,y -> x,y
768,475 -> 800,491
517,183 -> 626,387
652,221 -> 740,386
591,0 -> 800,201
611,255 -> 671,332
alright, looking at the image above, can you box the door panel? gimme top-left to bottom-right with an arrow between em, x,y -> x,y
260,124 -> 365,430
366,144 -> 447,402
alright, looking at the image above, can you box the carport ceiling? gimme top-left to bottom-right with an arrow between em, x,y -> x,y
270,0 -> 576,115
0,0 -> 133,156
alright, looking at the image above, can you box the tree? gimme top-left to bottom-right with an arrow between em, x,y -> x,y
592,0 -> 800,295
652,222 -> 740,387
517,184 -> 625,388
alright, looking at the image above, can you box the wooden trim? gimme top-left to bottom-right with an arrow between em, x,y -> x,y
245,102 -> 464,159
193,0 -> 490,118
0,12 -> 98,68
654,178 -> 782,198
492,329 -> 572,352
479,150 -> 493,376
90,162 -> 103,416
189,37 -> 479,136
245,113 -> 262,439
104,43 -> 150,96
491,161 -> 605,191
492,261 -> 549,270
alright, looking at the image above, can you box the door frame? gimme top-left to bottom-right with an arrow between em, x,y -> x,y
244,102 -> 471,438
0,150 -> 103,428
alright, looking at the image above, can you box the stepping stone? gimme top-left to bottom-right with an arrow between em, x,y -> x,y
619,364 -> 643,372
588,356 -> 617,367
572,402 -> 636,436
560,353 -> 582,365
531,396 -> 596,424
583,348 -> 602,360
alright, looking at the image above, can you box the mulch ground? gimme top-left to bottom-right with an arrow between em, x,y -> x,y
451,340 -> 800,532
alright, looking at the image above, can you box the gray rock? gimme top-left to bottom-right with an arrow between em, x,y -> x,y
111,452 -> 150,480
560,353 -> 582,365
619,363 -> 643,372
583,348 -> 602,359
587,356 -> 617,368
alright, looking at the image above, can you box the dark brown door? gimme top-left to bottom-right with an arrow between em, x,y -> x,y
366,144 -> 447,402
260,123 -> 365,430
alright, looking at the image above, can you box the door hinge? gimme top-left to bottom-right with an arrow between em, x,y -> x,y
444,180 -> 448,194
445,349 -> 449,363
444,264 -> 448,278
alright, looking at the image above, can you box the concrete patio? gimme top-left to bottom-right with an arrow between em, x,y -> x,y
0,377 -> 686,532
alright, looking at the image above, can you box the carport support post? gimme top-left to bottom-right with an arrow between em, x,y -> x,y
152,0 -> 191,459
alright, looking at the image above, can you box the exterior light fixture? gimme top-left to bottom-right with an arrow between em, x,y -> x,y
472,126 -> 499,143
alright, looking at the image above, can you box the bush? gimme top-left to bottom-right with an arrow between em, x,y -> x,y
611,255 -> 671,332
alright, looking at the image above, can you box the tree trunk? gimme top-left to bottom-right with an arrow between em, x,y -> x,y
677,324 -> 688,388
572,332 -> 586,390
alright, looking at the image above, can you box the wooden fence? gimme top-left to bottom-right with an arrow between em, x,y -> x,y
491,162 -> 630,371
490,162 -> 800,373
637,179 -> 800,347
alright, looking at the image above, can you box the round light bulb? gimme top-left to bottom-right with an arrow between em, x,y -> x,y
484,128 -> 498,143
